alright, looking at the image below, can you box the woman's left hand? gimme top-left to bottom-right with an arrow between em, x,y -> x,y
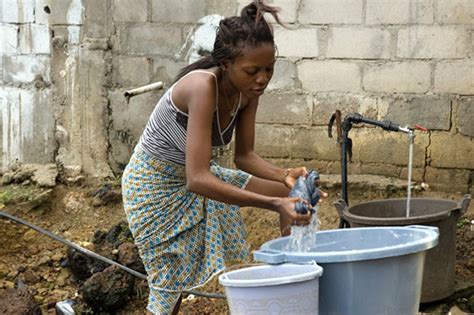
283,167 -> 307,189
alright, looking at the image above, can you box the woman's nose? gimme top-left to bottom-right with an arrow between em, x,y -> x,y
255,71 -> 270,85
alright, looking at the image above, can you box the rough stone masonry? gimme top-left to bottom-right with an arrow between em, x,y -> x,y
0,0 -> 472,192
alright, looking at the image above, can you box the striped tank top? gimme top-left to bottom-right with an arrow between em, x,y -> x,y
139,70 -> 242,166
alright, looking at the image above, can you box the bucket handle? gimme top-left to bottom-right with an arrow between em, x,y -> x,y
458,194 -> 471,216
333,199 -> 347,219
253,249 -> 286,264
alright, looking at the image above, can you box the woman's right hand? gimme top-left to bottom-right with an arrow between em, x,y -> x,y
275,197 -> 312,236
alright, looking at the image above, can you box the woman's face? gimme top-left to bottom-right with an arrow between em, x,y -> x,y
226,42 -> 276,98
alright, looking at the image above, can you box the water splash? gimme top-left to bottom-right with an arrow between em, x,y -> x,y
287,206 -> 320,252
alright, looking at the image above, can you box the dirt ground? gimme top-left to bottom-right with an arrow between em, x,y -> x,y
0,178 -> 472,314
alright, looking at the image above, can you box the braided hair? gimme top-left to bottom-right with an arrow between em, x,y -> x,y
173,0 -> 283,83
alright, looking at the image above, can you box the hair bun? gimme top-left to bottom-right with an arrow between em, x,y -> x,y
241,3 -> 259,24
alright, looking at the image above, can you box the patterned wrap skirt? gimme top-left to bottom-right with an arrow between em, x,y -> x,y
122,146 -> 252,314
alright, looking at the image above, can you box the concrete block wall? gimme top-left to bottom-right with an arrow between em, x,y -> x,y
1,0 -> 472,192
252,0 -> 473,192
0,0 -> 55,171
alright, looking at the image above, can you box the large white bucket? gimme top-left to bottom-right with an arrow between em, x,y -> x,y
218,263 -> 323,315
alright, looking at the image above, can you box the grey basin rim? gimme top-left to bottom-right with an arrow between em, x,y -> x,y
257,226 -> 439,264
342,198 -> 459,225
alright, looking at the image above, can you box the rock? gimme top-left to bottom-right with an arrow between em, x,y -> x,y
56,269 -> 69,287
117,242 -> 145,274
63,192 -> 87,213
81,265 -> 134,312
32,164 -> 58,187
22,270 -> 40,285
0,284 -> 41,315
449,305 -> 467,315
66,247 -> 109,281
1,173 -> 14,185
63,165 -> 82,178
28,189 -> 53,210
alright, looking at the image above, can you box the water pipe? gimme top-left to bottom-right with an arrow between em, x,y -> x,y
0,211 -> 225,299
339,113 -> 414,228
124,81 -> 164,101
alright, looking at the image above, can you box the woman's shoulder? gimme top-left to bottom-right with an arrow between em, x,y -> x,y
172,68 -> 220,110
175,68 -> 219,92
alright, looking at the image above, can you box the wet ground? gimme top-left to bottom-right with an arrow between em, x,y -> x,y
0,178 -> 472,314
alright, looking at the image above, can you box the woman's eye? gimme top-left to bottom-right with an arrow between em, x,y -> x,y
245,69 -> 257,75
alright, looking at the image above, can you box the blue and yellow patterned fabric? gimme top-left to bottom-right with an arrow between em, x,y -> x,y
122,146 -> 251,314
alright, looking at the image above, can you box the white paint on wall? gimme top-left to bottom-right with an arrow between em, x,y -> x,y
185,14 -> 223,64
1,0 -> 35,23
67,26 -> 81,44
67,0 -> 84,25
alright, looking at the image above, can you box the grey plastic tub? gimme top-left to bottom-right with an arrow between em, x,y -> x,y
253,225 -> 439,315
336,195 -> 471,302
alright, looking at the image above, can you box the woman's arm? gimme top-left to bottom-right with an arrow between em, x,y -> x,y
183,74 -> 282,211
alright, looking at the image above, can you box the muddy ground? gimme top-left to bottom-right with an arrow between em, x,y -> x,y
0,177 -> 472,314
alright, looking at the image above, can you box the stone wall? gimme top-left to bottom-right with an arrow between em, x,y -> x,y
0,0 -> 472,192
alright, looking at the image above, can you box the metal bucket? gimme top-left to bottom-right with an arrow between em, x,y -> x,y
334,194 -> 471,303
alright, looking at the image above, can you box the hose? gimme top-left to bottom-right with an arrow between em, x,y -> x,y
0,211 -> 225,299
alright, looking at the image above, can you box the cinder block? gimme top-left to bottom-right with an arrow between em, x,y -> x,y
3,55 -> 51,83
436,0 -> 473,24
151,0 -> 206,23
366,0 -> 434,24
267,59 -> 299,91
430,132 -> 474,169
113,57 -> 150,87
363,62 -> 431,93
208,0 -> 237,17
299,0 -> 363,24
457,98 -> 474,137
434,61 -> 474,95
298,60 -> 361,93
113,0 -> 147,22
397,26 -> 470,59
151,57 -> 187,84
108,89 -> 162,173
237,0 -> 297,24
327,27 -> 391,59
2,0 -> 35,23
351,128 -> 429,167
292,126 -> 339,160
117,24 -> 182,55
274,26 -> 318,58
36,0 -> 84,25
384,96 -> 451,131
83,0 -> 109,38
0,87 -> 55,167
254,124 -> 292,158
0,24 -> 18,55
256,93 -> 312,125
425,167 -> 471,193
19,24 -> 51,54
312,93 -> 378,125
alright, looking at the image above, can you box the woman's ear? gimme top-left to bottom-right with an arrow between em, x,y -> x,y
221,60 -> 231,71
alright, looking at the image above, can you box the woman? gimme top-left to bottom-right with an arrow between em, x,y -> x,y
122,1 -> 323,313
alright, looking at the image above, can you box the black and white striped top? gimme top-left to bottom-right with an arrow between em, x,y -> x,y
139,70 -> 241,166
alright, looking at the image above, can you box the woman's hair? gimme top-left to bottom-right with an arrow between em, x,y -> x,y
173,0 -> 283,83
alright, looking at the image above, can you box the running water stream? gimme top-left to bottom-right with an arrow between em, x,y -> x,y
406,131 -> 415,217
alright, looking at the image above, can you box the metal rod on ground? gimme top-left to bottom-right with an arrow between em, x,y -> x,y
0,211 -> 225,299
124,81 -> 164,99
